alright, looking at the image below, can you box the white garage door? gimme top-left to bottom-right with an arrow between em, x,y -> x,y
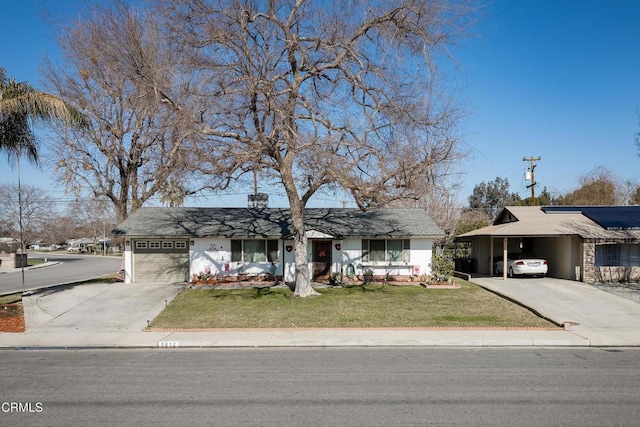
133,239 -> 189,283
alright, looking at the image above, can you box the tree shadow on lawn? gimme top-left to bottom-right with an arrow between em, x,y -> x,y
204,287 -> 292,300
337,283 -> 391,293
200,283 -> 391,302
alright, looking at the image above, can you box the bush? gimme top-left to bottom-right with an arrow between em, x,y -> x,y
432,254 -> 454,279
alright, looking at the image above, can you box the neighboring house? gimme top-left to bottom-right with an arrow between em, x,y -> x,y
67,238 -> 95,253
112,207 -> 443,284
455,205 -> 640,284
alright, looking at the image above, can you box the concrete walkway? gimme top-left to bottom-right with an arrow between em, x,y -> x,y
471,276 -> 640,346
0,276 -> 639,348
22,282 -> 180,333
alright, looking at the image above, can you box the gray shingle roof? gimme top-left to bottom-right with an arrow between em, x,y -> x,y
113,207 -> 443,239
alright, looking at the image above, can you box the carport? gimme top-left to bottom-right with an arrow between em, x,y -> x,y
455,207 -> 587,281
457,234 -> 582,281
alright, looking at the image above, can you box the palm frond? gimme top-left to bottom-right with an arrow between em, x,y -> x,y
0,67 -> 87,163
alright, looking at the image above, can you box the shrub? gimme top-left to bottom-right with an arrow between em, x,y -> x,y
432,254 -> 454,280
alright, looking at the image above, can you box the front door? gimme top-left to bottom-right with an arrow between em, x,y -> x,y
312,240 -> 332,280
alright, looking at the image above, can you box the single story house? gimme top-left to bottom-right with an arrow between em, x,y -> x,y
455,205 -> 640,283
112,207 -> 443,284
67,238 -> 96,253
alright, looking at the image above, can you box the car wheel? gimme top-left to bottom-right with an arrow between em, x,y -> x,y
508,267 -> 514,278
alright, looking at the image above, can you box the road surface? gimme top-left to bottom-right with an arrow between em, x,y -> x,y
0,253 -> 121,294
1,347 -> 639,426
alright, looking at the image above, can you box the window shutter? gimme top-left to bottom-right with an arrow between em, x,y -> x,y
362,239 -> 369,262
267,239 -> 279,262
231,240 -> 242,262
403,239 -> 410,262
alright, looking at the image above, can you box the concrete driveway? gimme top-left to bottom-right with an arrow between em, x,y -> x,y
23,281 -> 182,333
471,276 -> 640,345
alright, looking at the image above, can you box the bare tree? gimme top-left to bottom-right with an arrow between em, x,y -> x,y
42,3 -> 199,222
131,0 -> 474,296
0,183 -> 56,245
159,177 -> 188,207
391,168 -> 464,246
66,1 -> 474,295
556,167 -> 625,206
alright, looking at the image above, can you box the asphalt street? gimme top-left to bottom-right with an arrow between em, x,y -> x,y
0,253 -> 121,294
1,347 -> 639,426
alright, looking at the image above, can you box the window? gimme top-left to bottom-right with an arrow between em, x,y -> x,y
595,243 -> 640,267
135,241 -> 148,249
362,239 -> 410,262
162,241 -> 174,249
149,241 -> 161,249
231,240 -> 279,263
175,241 -> 187,249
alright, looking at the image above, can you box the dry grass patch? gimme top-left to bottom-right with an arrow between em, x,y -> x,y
151,279 -> 557,329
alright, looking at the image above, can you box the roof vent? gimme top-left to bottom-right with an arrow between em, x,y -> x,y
248,193 -> 268,209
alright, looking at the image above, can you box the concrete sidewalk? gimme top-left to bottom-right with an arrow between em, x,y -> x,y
0,328 -> 589,349
1,276 -> 639,349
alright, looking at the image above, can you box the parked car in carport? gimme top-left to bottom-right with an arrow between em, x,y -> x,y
494,253 -> 548,278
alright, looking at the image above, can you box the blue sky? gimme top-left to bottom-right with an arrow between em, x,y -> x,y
2,0 -> 640,209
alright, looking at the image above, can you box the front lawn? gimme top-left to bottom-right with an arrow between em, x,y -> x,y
150,279 -> 557,329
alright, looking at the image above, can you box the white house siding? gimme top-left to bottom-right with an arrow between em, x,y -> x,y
283,239 -> 295,282
410,238 -> 434,277
190,238 -> 284,280
124,241 -> 133,283
334,237 -> 433,278
187,236 -> 435,283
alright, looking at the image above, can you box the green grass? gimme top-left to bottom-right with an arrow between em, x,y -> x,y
0,293 -> 22,304
151,279 -> 557,329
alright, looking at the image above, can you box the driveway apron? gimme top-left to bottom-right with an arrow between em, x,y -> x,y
471,276 -> 640,331
23,282 -> 182,333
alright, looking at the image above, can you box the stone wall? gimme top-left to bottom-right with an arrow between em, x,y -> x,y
581,242 -> 596,284
0,253 -> 27,268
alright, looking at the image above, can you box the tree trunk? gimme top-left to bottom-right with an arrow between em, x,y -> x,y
291,212 -> 320,297
292,227 -> 317,297
287,191 -> 319,297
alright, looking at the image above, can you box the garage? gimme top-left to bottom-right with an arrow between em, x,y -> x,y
132,239 -> 189,283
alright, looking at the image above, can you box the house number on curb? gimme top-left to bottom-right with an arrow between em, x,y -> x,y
158,341 -> 180,348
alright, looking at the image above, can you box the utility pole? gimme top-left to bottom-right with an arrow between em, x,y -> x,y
523,156 -> 541,206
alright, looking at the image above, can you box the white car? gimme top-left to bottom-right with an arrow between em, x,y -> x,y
495,253 -> 548,278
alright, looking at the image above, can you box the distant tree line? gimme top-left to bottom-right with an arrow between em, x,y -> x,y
454,166 -> 640,238
0,182 -> 116,248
